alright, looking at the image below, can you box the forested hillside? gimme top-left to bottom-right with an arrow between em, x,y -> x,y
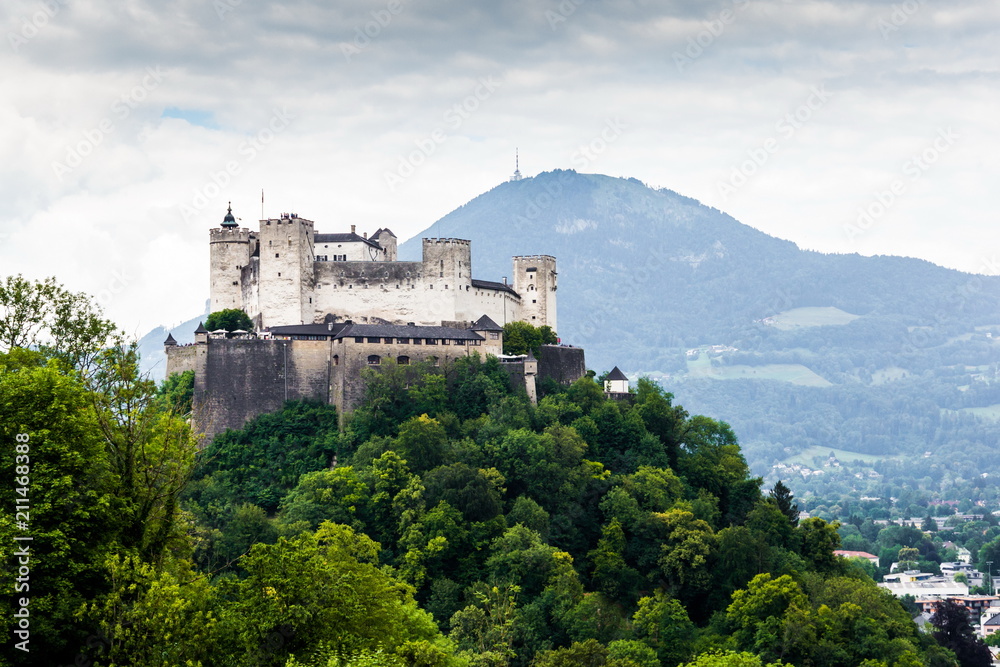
1,277 -> 974,667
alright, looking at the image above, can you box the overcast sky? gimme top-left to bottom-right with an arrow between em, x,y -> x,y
2,0 -> 998,335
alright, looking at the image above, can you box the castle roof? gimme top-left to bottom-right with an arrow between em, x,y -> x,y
338,323 -> 485,341
314,232 -> 382,250
607,366 -> 628,381
221,203 -> 238,228
164,333 -> 177,346
269,323 -> 349,338
194,322 -> 208,334
470,314 -> 503,332
371,227 -> 396,239
471,278 -> 519,296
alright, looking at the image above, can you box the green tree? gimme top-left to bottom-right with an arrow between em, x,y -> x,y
205,307 -> 254,332
221,522 -> 456,666
278,467 -> 370,532
768,481 -> 799,528
501,321 -> 556,356
0,274 -> 116,366
632,590 -> 696,666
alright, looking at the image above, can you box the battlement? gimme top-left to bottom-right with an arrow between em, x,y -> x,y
513,254 -> 556,262
262,214 -> 315,228
423,238 -> 471,246
210,227 -> 253,242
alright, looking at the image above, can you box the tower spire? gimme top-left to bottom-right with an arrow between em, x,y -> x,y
510,148 -> 522,182
221,201 -> 238,228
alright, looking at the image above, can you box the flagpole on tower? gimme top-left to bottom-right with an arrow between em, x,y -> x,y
261,189 -> 264,220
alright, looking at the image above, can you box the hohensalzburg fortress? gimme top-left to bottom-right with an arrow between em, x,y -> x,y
210,206 -> 557,331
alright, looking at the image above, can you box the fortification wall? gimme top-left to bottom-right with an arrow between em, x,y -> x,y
537,345 -> 586,385
194,338 -> 332,442
165,345 -> 198,376
311,260 -> 475,325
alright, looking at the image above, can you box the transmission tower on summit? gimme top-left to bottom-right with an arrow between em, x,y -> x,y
510,149 -> 522,182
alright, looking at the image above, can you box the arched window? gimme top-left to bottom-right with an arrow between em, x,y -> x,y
333,355 -> 339,366
427,356 -> 438,366
367,355 -> 380,365
397,356 -> 410,365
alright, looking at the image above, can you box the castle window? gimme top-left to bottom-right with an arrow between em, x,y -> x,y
442,339 -> 451,345
355,336 -> 364,343
429,284 -> 433,289
532,299 -> 537,303
275,253 -> 279,258
426,339 -> 437,345
367,355 -> 380,365
428,356 -> 439,366
333,355 -> 339,365
316,255 -> 328,261
397,338 -> 409,344
367,337 -> 380,344
397,356 -> 410,365
445,285 -> 448,289
412,338 -> 422,345
233,281 -> 238,285
277,273 -> 281,277
490,332 -> 499,340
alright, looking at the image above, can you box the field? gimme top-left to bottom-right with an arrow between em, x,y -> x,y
686,353 -> 832,387
770,306 -> 860,330
784,444 -> 891,466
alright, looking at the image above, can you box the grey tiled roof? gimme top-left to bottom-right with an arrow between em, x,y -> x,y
471,314 -> 503,331
269,323 -> 349,337
471,278 -> 519,296
607,366 -> 628,381
314,233 -> 382,250
339,323 -> 484,341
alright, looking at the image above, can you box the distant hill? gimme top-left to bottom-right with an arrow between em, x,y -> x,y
401,170 -> 1000,501
138,303 -> 209,380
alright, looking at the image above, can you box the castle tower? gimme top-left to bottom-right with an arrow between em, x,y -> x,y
257,213 -> 316,327
372,228 -> 398,261
422,238 -> 472,322
209,203 -> 252,313
512,255 -> 557,332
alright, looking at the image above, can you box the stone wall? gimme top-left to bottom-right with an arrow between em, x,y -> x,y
537,345 -> 586,385
193,338 -> 333,442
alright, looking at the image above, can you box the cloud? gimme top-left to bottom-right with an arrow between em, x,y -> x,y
1,0 -> 998,336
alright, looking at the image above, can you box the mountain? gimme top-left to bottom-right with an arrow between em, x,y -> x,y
138,302 -> 209,380
401,170 -> 1000,503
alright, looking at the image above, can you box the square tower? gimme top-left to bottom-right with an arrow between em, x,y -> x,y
512,255 -> 557,333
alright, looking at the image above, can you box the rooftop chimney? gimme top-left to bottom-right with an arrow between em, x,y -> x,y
351,224 -> 356,234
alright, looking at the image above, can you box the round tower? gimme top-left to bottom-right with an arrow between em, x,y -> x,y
210,203 -> 252,313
